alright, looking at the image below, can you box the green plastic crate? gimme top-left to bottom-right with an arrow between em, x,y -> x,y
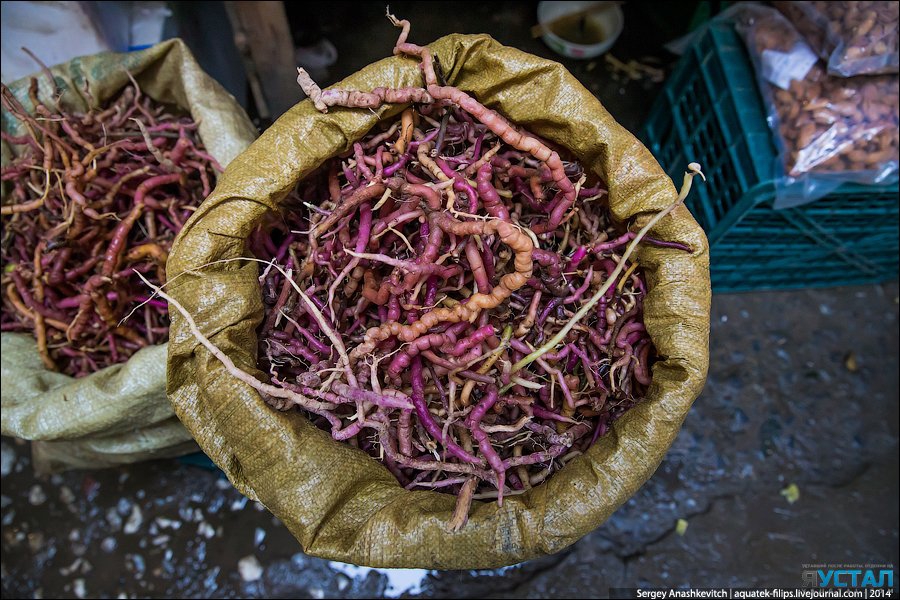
640,22 -> 899,292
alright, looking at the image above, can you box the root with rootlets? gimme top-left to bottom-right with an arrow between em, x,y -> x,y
168,13 -> 701,529
1,75 -> 220,377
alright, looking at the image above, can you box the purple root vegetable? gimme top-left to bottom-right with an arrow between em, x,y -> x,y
240,13 -> 692,530
1,78 -> 219,377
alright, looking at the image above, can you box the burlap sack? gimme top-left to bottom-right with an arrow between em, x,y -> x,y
1,39 -> 257,472
166,34 -> 711,569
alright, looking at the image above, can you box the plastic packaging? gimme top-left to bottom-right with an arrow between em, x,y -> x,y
736,5 -> 899,207
774,1 -> 899,77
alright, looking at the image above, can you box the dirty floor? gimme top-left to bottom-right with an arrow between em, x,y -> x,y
3,282 -> 898,598
3,3 -> 898,598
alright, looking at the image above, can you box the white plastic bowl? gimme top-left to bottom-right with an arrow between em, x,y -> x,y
537,1 -> 624,60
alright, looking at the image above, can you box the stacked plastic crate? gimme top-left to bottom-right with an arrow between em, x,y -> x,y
640,23 -> 899,292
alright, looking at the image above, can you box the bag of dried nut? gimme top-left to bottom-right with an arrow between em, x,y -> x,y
736,4 -> 899,207
774,1 -> 899,77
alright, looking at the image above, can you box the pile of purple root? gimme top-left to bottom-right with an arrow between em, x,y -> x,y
244,14 -> 692,528
1,76 -> 220,377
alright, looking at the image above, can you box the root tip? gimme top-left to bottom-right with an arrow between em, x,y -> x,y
687,161 -> 705,181
385,7 -> 400,26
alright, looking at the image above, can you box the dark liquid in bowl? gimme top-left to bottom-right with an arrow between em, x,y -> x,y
550,16 -> 606,45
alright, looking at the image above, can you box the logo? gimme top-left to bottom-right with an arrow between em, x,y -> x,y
802,564 -> 895,588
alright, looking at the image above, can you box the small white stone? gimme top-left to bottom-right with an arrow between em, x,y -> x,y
28,485 -> 47,506
128,553 -> 146,575
197,521 -> 215,539
59,486 -> 75,504
308,588 -> 325,599
155,517 -> 182,530
237,555 -> 263,582
116,498 -> 132,516
253,527 -> 266,547
123,505 -> 143,534
59,558 -> 82,577
106,508 -> 123,530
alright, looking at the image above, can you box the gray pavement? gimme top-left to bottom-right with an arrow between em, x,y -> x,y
3,283 -> 897,598
2,3 -> 897,597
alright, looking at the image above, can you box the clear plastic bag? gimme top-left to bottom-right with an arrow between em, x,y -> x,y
736,5 -> 899,207
774,1 -> 899,77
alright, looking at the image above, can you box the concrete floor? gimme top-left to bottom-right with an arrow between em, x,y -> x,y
3,283 -> 897,598
3,2 -> 899,598
282,1 -> 682,133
